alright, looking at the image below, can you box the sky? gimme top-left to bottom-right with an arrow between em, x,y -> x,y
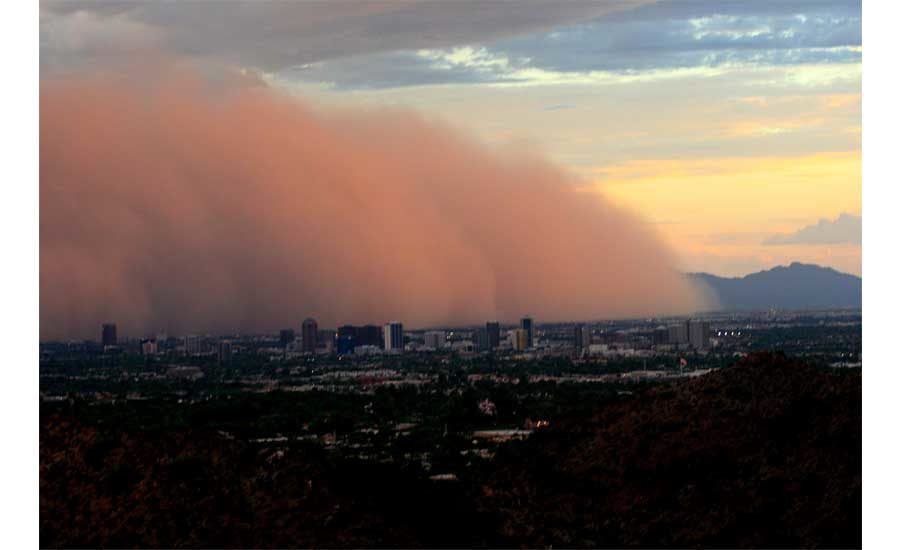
266,0 -> 862,278
39,1 -> 861,338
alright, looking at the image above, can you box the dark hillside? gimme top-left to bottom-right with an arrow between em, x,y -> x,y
480,352 -> 861,548
40,353 -> 861,548
40,418 -> 495,548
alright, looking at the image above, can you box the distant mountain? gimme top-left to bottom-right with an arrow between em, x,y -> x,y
689,262 -> 861,311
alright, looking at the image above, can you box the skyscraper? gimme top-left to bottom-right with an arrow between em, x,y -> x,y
521,317 -> 534,348
301,318 -> 318,353
317,329 -> 336,353
383,322 -> 404,352
279,329 -> 296,348
423,330 -> 446,350
667,322 -> 689,345
140,338 -> 157,355
337,325 -> 382,348
574,324 -> 591,353
155,332 -> 169,352
652,326 -> 669,345
336,333 -> 356,355
688,319 -> 710,350
101,323 -> 117,348
511,328 -> 528,351
357,325 -> 383,347
486,321 -> 501,349
184,335 -> 202,355
217,340 -> 233,363
472,329 -> 489,351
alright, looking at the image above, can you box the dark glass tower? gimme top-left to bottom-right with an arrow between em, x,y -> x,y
521,317 -> 534,348
486,321 -> 500,349
101,323 -> 117,348
301,318 -> 318,353
279,329 -> 296,348
574,324 -> 590,352
384,322 -> 404,352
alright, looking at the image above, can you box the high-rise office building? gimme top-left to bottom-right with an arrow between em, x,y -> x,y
101,323 -> 117,348
521,317 -> 535,348
337,325 -> 382,349
155,332 -> 169,352
184,335 -> 196,355
357,325 -> 383,347
652,326 -> 669,345
511,328 -> 529,351
279,329 -> 296,348
472,329 -> 489,351
217,340 -> 233,363
140,338 -> 157,355
384,322 -> 404,352
317,329 -> 336,353
337,325 -> 355,339
301,318 -> 318,353
336,334 -> 356,355
184,335 -> 202,355
423,330 -> 446,350
688,319 -> 710,350
574,324 -> 591,352
486,321 -> 501,349
667,322 -> 689,345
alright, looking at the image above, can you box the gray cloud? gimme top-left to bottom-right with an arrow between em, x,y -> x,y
277,50 -> 514,90
764,213 -> 861,245
40,0 -> 650,74
42,1 -> 860,91
542,104 -> 577,111
599,0 -> 860,23
491,1 -> 860,73
272,0 -> 860,90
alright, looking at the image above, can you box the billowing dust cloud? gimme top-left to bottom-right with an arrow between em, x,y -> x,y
40,68 -> 713,340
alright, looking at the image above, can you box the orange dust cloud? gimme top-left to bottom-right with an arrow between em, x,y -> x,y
40,67 -> 714,340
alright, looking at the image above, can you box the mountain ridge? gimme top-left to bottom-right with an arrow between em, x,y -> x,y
688,262 -> 861,311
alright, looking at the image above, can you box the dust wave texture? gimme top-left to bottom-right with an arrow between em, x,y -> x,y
40,69 -> 712,340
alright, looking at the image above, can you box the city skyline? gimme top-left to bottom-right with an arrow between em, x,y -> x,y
40,257 -> 861,342
78,313 -> 721,356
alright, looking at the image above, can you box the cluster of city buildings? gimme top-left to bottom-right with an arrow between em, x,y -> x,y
94,315 -> 710,362
271,317 -> 537,356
